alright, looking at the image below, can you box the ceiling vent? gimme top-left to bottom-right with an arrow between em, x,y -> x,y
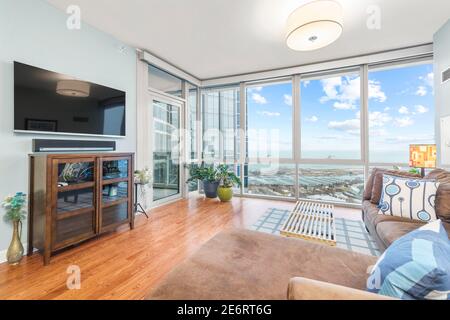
443,67 -> 450,84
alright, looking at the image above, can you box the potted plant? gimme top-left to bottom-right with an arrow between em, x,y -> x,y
2,192 -> 27,265
134,167 -> 152,210
216,164 -> 242,202
134,167 -> 152,185
186,163 -> 220,198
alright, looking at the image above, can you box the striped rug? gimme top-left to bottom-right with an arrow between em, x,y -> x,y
249,208 -> 380,256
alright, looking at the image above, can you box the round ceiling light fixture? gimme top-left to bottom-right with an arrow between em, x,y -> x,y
56,80 -> 90,97
286,0 -> 343,51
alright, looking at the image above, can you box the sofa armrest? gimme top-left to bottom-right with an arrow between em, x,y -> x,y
287,277 -> 395,300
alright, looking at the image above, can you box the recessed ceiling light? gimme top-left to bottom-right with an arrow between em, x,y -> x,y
286,0 -> 343,51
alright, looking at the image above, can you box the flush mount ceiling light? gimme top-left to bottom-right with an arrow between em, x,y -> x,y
56,80 -> 90,97
286,0 -> 343,51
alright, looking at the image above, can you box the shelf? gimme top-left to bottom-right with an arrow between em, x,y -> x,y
57,207 -> 94,221
102,177 -> 129,185
57,181 -> 95,192
102,198 -> 128,209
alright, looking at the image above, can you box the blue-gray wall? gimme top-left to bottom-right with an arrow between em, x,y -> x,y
0,0 -> 137,258
434,19 -> 450,167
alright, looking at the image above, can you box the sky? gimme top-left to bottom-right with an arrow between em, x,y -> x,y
246,63 -> 435,163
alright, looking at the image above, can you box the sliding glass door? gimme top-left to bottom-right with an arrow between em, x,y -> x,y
151,97 -> 181,203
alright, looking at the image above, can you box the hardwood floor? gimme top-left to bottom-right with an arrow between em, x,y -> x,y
0,196 -> 360,300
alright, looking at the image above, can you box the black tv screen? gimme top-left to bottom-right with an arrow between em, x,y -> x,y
14,62 -> 126,136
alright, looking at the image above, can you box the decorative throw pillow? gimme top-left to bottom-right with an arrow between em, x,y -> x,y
367,220 -> 450,300
370,169 -> 421,205
378,175 -> 439,222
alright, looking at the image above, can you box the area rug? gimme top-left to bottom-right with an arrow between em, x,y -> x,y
249,208 -> 381,256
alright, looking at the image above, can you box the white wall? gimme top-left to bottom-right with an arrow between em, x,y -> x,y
0,0 -> 137,257
434,19 -> 450,167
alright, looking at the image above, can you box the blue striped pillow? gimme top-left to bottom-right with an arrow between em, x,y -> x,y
367,220 -> 450,300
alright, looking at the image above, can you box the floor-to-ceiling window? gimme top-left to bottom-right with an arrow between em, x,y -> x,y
299,70 -> 364,204
244,80 -> 295,198
368,61 -> 435,167
201,86 -> 240,163
152,100 -> 181,201
143,55 -> 434,208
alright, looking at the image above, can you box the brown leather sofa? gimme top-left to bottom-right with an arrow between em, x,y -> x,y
362,168 -> 450,252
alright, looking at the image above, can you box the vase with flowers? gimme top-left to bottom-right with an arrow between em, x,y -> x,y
2,192 -> 27,265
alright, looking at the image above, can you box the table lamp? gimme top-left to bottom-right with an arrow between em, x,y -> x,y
409,144 -> 437,177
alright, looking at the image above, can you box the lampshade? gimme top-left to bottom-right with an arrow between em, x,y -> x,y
286,0 -> 343,51
56,80 -> 90,97
409,144 -> 437,168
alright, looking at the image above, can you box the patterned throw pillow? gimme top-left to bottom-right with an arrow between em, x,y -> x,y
378,175 -> 439,222
367,220 -> 450,300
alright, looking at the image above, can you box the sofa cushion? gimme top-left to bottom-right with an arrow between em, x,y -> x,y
363,168 -> 378,200
425,169 -> 450,223
376,221 -> 424,248
425,169 -> 450,183
370,170 -> 421,205
378,175 -> 439,222
436,183 -> 450,223
363,201 -> 414,228
368,220 -> 450,300
147,229 -> 377,300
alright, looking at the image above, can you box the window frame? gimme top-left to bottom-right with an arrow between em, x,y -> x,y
366,58 -> 435,173
141,54 -> 435,208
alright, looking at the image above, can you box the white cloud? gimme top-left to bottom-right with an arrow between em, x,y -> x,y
320,76 -> 359,110
394,117 -> 414,127
306,116 -> 319,122
258,111 -> 280,117
333,102 -> 355,110
251,93 -> 268,104
328,119 -> 360,135
398,106 -> 409,115
368,111 -> 392,128
414,105 -> 429,114
320,76 -> 387,111
415,86 -> 427,97
368,80 -> 387,102
303,80 -> 310,88
284,94 -> 292,106
248,86 -> 262,93
420,72 -> 434,87
384,107 -> 391,112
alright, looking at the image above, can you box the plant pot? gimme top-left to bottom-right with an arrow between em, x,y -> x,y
7,220 -> 24,265
217,186 -> 233,202
203,180 -> 220,199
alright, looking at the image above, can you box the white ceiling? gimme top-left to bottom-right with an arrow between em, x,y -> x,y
46,0 -> 450,80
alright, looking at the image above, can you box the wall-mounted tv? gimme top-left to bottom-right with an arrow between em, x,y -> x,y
14,62 -> 126,137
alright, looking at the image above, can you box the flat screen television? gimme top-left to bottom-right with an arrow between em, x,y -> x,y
14,62 -> 126,137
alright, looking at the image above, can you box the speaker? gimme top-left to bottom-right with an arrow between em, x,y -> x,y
33,139 -> 116,152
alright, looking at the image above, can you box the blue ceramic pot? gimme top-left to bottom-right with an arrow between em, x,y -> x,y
203,180 -> 220,198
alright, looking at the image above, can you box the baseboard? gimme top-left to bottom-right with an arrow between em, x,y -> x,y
0,243 -> 28,265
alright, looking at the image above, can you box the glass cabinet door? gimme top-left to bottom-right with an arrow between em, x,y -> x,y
53,158 -> 96,248
102,159 -> 129,180
100,157 -> 132,232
